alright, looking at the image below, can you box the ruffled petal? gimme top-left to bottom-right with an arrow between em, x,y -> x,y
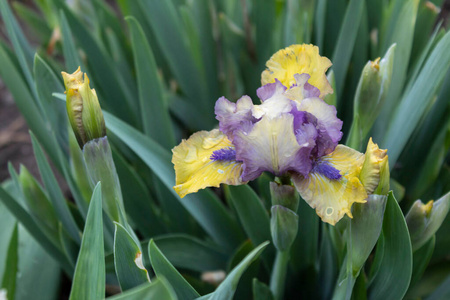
252,88 -> 293,119
359,138 -> 388,194
296,97 -> 343,156
256,79 -> 287,101
233,113 -> 314,181
172,129 -> 244,198
292,145 -> 367,225
214,96 -> 255,139
284,73 -> 321,100
261,44 -> 333,98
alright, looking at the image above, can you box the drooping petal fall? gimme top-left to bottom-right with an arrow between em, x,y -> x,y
172,129 -> 244,198
292,145 -> 367,225
261,44 -> 333,98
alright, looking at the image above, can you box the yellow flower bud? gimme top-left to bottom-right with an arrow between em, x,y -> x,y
62,67 -> 106,148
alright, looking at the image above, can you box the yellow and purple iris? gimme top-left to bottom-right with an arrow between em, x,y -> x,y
172,44 -> 388,225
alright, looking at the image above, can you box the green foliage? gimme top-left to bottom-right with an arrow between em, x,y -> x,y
0,0 -> 449,299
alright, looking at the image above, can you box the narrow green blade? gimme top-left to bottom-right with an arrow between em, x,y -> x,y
368,192 -> 412,300
383,30 -> 450,164
1,224 -> 18,300
33,54 -> 67,150
59,11 -> 85,73
149,240 -> 200,299
107,278 -> 177,300
30,132 -> 81,244
69,183 -> 105,300
152,234 -> 228,272
209,241 -> 270,300
331,0 -> 364,99
225,185 -> 275,268
126,16 -> 175,149
114,223 -> 150,291
0,0 -> 36,99
0,185 -> 71,273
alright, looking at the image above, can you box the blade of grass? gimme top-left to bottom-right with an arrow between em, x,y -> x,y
69,183 -> 104,300
149,239 -> 200,299
59,11 -> 85,73
331,0 -> 365,100
0,0 -> 37,100
1,224 -> 18,300
30,132 -> 81,244
0,185 -> 72,274
126,17 -> 175,149
107,278 -> 177,300
209,241 -> 270,300
368,192 -> 412,300
152,234 -> 228,272
382,30 -> 450,164
114,223 -> 150,291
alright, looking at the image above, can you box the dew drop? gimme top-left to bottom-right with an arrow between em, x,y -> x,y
184,145 -> 198,163
326,207 -> 334,216
202,135 -> 224,149
217,169 -> 224,174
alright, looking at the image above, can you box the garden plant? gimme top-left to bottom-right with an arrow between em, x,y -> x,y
0,0 -> 450,299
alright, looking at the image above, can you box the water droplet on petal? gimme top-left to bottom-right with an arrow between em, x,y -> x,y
184,145 -> 198,163
202,134 -> 224,149
217,169 -> 224,174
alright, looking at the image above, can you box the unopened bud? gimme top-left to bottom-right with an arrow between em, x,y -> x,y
406,191 -> 450,251
348,44 -> 395,148
271,205 -> 299,252
62,67 -> 106,148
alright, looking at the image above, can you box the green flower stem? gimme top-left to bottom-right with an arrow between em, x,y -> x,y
270,250 -> 290,300
83,136 -> 127,224
269,180 -> 300,299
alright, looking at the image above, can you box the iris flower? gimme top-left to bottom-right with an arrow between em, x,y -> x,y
172,44 -> 388,225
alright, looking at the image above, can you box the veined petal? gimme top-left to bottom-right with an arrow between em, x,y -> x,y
172,129 -> 244,198
234,113 -> 314,181
292,145 -> 367,225
261,44 -> 333,98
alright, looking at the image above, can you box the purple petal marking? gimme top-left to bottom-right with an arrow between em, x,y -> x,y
210,147 -> 237,161
233,113 -> 315,181
313,161 -> 342,180
214,96 -> 257,139
256,79 -> 287,101
292,73 -> 321,98
296,97 -> 343,157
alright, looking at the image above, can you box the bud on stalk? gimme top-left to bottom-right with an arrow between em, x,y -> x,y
406,192 -> 450,251
269,181 -> 299,300
346,44 -> 395,150
62,68 -> 124,224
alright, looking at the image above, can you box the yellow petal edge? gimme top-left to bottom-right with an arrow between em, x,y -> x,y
261,44 -> 333,98
293,145 -> 367,225
172,129 -> 244,198
359,138 -> 388,194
